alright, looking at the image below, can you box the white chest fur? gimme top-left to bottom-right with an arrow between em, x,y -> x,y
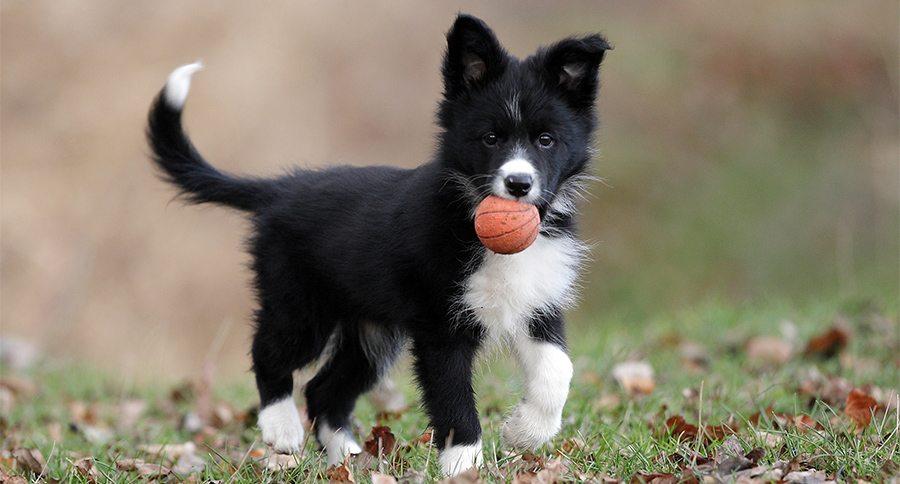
461,235 -> 585,342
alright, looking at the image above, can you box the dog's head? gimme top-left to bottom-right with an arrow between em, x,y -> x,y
437,14 -> 611,219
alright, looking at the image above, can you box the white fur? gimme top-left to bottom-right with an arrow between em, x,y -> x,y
439,441 -> 483,476
461,235 -> 584,343
258,397 -> 305,454
317,422 -> 362,466
164,62 -> 203,108
505,92 -> 521,123
502,339 -> 573,449
493,151 -> 541,202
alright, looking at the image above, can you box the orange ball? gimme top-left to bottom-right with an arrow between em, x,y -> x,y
474,196 -> 540,254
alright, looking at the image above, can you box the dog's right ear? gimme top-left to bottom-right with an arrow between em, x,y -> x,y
442,14 -> 508,99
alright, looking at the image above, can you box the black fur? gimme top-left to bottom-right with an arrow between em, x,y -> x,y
147,14 -> 609,453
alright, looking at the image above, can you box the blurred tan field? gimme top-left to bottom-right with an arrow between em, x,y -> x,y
2,1 -> 898,380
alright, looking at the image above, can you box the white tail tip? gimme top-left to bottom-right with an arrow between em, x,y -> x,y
164,61 -> 203,108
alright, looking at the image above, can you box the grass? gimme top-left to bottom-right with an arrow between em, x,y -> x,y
3,296 -> 898,482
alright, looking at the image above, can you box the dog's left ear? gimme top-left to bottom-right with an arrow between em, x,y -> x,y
541,35 -> 612,111
442,14 -> 509,99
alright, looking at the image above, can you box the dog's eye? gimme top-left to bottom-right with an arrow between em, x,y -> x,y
482,132 -> 498,147
537,133 -> 554,148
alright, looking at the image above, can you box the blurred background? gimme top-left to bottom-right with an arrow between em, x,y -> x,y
2,1 -> 897,381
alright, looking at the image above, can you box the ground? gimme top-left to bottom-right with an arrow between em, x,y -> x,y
2,297 -> 898,482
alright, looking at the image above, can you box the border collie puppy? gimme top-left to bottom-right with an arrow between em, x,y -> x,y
147,14 -> 610,476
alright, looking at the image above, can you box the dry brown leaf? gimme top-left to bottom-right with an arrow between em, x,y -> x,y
664,415 -> 699,441
73,457 -> 100,483
416,429 -> 433,446
248,448 -> 266,459
326,462 -> 356,482
679,341 -> 709,372
210,404 -> 234,428
804,326 -> 849,359
0,466 -> 29,484
263,453 -> 301,471
117,399 -> 147,430
439,467 -> 481,483
745,336 -> 792,365
363,425 -> 396,456
612,361 -> 655,396
371,472 -> 398,484
631,472 -> 677,483
664,415 -> 738,444
116,458 -> 171,478
0,377 -> 37,397
139,441 -> 197,460
845,388 -> 879,429
12,448 -> 45,476
513,458 -> 567,483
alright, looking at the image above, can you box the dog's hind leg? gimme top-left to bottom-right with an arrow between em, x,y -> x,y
306,322 -> 404,465
252,298 -> 336,454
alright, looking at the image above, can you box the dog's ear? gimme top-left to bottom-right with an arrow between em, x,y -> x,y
541,35 -> 612,111
442,14 -> 508,98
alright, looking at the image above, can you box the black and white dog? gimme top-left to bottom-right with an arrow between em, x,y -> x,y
147,14 -> 609,476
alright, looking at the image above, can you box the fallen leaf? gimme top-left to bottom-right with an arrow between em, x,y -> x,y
117,399 -> 147,430
139,442 -> 197,460
263,453 -> 301,471
512,458 -> 566,483
679,341 -> 709,372
439,467 -> 481,483
12,448 -> 45,476
631,472 -> 677,483
70,422 -> 113,445
169,381 -> 196,403
845,388 -> 879,429
210,403 -> 234,428
116,458 -> 171,478
364,425 -> 396,456
326,462 -> 355,482
745,336 -> 792,365
173,452 -> 206,474
398,469 -> 427,484
612,361 -> 655,396
416,429 -> 433,446
371,472 -> 398,484
73,457 -> 100,483
0,468 -> 28,484
804,327 -> 849,359
783,469 -> 832,483
664,415 -> 737,444
664,415 -> 699,441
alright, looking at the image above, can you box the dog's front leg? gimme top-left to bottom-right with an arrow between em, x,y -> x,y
502,311 -> 573,450
411,334 -> 482,476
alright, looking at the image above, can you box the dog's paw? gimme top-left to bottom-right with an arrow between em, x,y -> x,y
501,403 -> 561,450
258,398 -> 305,454
317,422 -> 362,466
439,441 -> 483,476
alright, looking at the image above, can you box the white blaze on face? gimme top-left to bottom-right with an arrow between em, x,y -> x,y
492,146 -> 540,202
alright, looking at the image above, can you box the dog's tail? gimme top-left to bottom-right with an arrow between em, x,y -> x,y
147,63 -> 276,212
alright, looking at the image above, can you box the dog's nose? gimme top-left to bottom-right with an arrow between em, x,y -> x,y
504,173 -> 533,197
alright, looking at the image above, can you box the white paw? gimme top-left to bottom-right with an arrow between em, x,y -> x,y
318,422 -> 362,466
501,402 -> 561,450
440,441 -> 483,476
258,397 -> 305,454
